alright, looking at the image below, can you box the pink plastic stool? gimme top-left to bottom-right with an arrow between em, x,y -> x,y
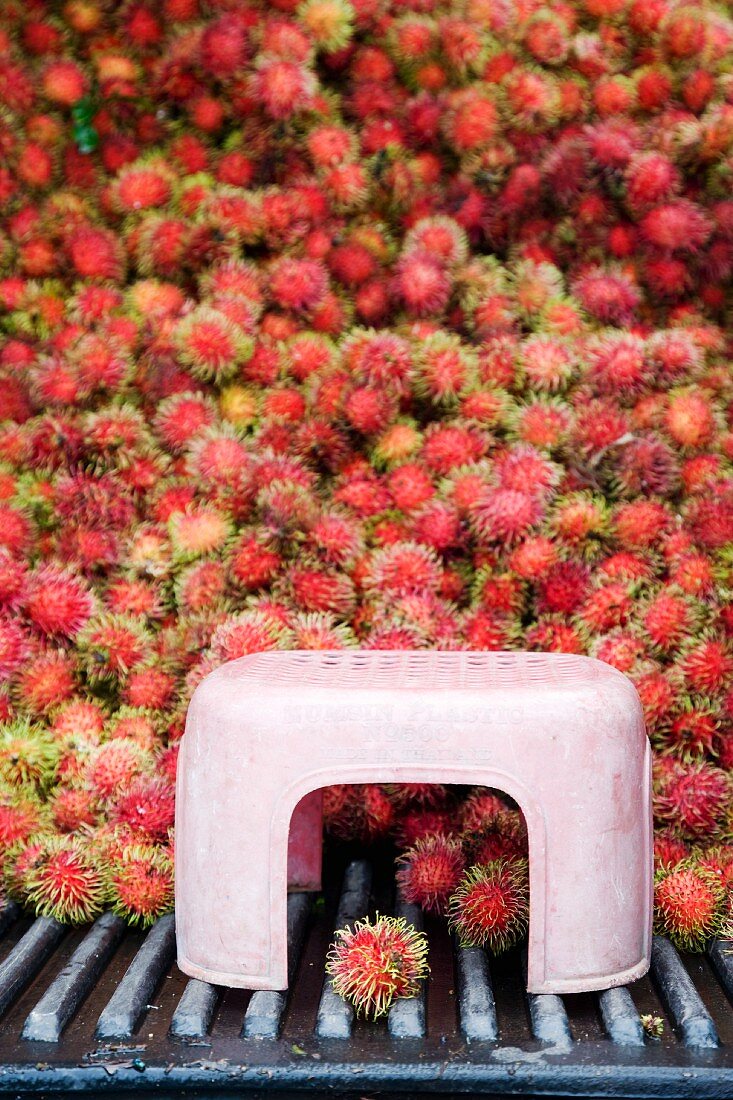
175,651 -> 653,994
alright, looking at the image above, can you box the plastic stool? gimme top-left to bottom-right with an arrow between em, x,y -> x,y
175,650 -> 653,994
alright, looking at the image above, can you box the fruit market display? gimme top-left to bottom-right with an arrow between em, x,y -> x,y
0,0 -> 732,962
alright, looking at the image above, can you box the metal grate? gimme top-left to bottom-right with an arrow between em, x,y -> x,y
1,851 -> 733,1097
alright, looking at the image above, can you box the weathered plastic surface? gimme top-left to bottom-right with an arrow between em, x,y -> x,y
175,650 -> 653,995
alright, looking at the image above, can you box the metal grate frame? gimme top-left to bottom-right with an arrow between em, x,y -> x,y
1,849 -> 733,1098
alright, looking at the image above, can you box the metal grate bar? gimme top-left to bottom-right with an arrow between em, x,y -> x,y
95,914 -> 176,1041
243,893 -> 312,1039
0,917 -> 65,1020
707,938 -> 733,1005
22,912 -> 126,1042
454,942 -> 497,1042
315,860 -> 372,1039
651,936 -> 719,1049
170,978 -> 219,1041
597,986 -> 645,1046
387,894 -> 425,1040
526,990 -> 573,1047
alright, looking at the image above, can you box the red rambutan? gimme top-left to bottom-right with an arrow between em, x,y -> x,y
448,859 -> 529,952
326,914 -> 429,1018
654,861 -> 724,951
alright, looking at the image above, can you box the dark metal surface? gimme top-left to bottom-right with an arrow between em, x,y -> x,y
0,848 -> 733,1098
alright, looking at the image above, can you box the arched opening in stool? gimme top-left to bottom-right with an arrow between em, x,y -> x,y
286,782 -> 529,899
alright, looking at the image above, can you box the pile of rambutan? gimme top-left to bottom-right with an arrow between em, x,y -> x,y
0,0 -> 731,953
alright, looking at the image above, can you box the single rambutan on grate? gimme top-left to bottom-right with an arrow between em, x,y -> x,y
326,914 -> 429,1019
448,859 -> 529,952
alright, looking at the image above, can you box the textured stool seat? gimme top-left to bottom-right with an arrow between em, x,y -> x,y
175,651 -> 652,995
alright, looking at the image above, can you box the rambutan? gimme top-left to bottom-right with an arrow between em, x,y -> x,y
0,719 -> 58,791
251,58 -> 316,120
470,487 -> 542,544
642,590 -> 698,653
114,162 -> 174,213
520,336 -> 576,392
654,861 -> 725,951
365,542 -> 441,598
270,257 -> 329,313
109,775 -> 175,842
394,250 -> 451,318
208,610 -> 290,663
396,834 -> 466,916
85,739 -> 152,800
572,269 -> 641,327
448,859 -> 529,952
50,785 -> 99,833
25,836 -> 105,923
655,701 -> 719,762
169,506 -> 232,561
290,612 -> 357,649
654,831 -> 690,870
655,763 -> 731,840
174,307 -> 253,382
77,615 -> 151,682
0,615 -> 32,681
326,914 -> 429,1019
154,393 -> 216,454
0,789 -> 45,846
459,790 -> 511,834
14,650 -> 76,715
641,201 -> 712,253
25,565 -> 95,640
614,500 -> 671,550
107,844 -> 174,927
41,61 -> 87,106
299,0 -> 355,51
67,227 -> 124,282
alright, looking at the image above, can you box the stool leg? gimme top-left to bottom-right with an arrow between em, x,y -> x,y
287,789 -> 323,891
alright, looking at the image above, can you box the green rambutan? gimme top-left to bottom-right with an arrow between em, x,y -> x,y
0,718 -> 58,790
